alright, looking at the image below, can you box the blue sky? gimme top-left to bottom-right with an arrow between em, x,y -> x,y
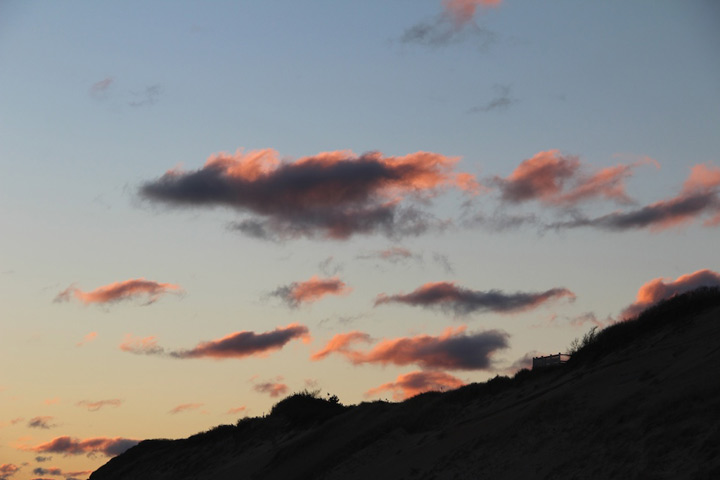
1,1 -> 719,478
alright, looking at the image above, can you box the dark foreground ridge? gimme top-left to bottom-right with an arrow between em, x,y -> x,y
91,287 -> 720,480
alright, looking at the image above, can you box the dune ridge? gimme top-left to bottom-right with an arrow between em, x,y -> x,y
91,288 -> 720,480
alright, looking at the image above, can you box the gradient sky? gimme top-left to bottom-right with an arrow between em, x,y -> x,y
2,1 -> 720,478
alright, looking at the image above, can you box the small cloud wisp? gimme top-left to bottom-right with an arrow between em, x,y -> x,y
55,278 -> 182,306
271,276 -> 351,308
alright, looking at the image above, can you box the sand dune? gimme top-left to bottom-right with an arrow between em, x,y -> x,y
91,289 -> 720,480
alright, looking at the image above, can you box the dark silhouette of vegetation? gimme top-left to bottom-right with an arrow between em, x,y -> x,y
269,389 -> 348,427
568,326 -> 599,355
567,286 -> 720,367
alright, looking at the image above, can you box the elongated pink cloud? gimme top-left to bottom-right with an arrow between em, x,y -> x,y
375,281 -> 574,315
312,326 -> 508,371
26,436 -> 138,457
254,382 -> 288,398
493,150 -> 656,206
76,399 -> 123,411
141,149 -> 477,240
171,324 -> 311,359
168,403 -> 203,414
271,276 -> 351,308
119,335 -> 164,355
122,325 -> 311,360
55,278 -> 182,306
226,406 -> 247,415
310,331 -> 373,361
75,331 -> 97,347
621,269 -> 720,319
549,162 -> 720,232
366,370 -> 465,401
443,0 -> 501,26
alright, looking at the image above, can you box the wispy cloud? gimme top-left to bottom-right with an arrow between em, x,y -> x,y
128,84 -> 163,107
253,382 -> 288,398
356,246 -> 420,264
226,406 -> 247,415
121,324 -> 311,360
548,163 -> 720,232
271,276 -> 351,308
32,467 -> 93,478
311,332 -> 373,361
621,269 -> 720,319
141,149 -> 477,241
27,416 -> 56,429
55,278 -> 183,306
119,335 -> 164,355
375,282 -> 574,315
25,436 -> 138,457
318,256 -> 343,276
89,77 -> 113,100
75,331 -> 98,347
401,0 -> 500,47
312,326 -> 508,371
365,370 -> 465,401
75,399 -> 123,412
468,84 -> 516,113
491,150 -> 657,206
168,403 -> 203,415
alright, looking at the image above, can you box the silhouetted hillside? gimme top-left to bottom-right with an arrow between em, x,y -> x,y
91,288 -> 720,480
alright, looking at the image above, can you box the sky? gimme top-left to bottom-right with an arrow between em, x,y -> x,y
1,1 -> 719,478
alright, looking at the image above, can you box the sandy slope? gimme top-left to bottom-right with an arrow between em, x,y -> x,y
91,306 -> 720,480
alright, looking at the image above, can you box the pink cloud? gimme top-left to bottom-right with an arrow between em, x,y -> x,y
550,162 -> 720,232
25,436 -> 138,457
121,325 -> 311,360
621,269 -> 720,319
310,331 -> 373,361
443,0 -> 502,26
168,403 -> 203,415
141,148 -> 477,240
171,324 -> 311,360
55,278 -> 182,306
493,150 -> 656,206
312,326 -> 508,371
366,370 -> 465,401
0,464 -> 19,479
226,406 -> 247,415
75,331 -> 98,347
119,335 -> 164,355
75,399 -> 123,412
271,276 -> 352,308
